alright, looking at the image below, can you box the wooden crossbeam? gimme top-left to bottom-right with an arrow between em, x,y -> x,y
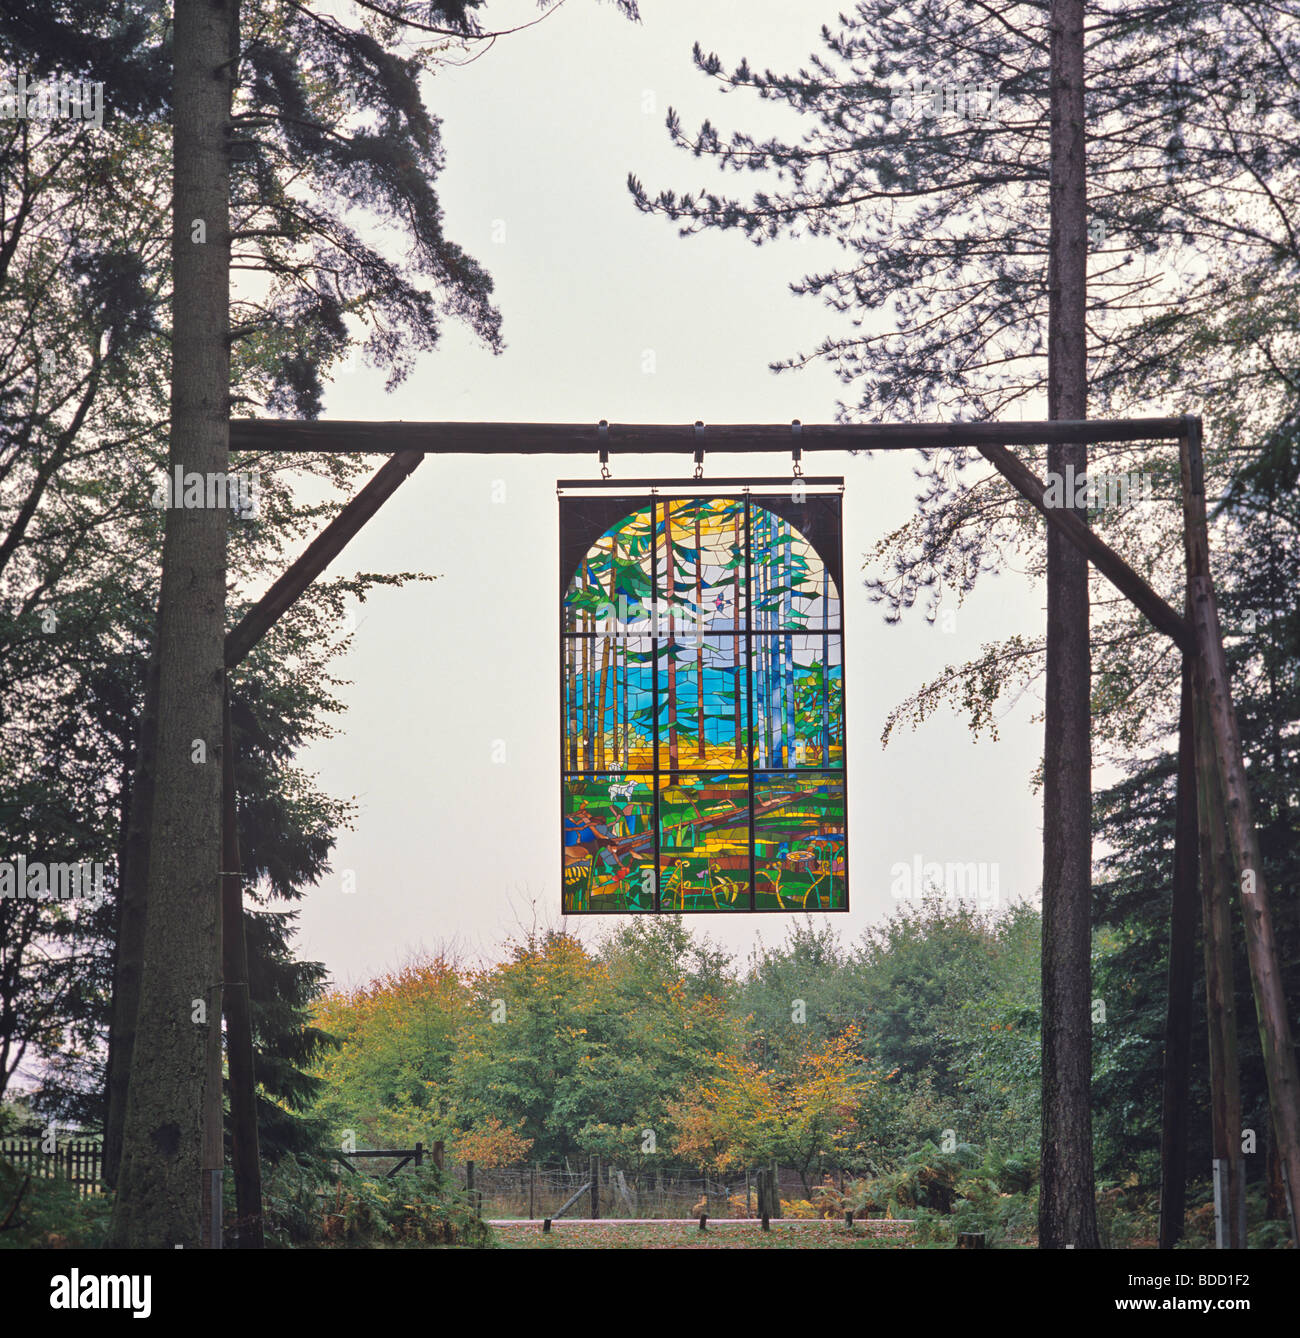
230,415 -> 1191,455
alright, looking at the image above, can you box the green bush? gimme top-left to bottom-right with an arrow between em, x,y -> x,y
262,1157 -> 494,1248
850,1141 -> 1039,1247
0,1157 -> 113,1249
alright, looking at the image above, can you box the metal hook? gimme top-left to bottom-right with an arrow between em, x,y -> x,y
791,419 -> 804,477
694,421 -> 705,480
598,420 -> 610,479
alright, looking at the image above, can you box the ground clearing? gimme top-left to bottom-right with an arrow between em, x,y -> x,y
489,1218 -> 913,1249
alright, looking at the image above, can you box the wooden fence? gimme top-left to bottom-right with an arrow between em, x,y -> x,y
0,1139 -> 103,1196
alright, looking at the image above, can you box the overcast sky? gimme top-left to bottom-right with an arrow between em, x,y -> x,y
290,0 -> 1079,987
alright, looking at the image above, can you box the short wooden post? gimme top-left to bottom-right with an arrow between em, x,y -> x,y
542,1217 -> 551,1233
957,1231 -> 986,1249
414,1141 -> 423,1169
845,1210 -> 854,1227
698,1213 -> 707,1231
1157,657 -> 1200,1250
431,1139 -> 445,1171
1192,663 -> 1246,1249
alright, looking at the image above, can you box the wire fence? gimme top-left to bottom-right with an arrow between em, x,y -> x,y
451,1162 -> 854,1220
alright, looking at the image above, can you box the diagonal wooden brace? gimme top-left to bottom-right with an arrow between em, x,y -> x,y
976,440 -> 1193,653
225,448 -> 425,669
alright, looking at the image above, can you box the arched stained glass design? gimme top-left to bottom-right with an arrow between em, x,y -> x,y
560,489 -> 847,913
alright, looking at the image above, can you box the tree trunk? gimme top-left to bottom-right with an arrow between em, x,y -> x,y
695,505 -> 705,761
821,565 -> 830,763
663,506 -> 679,777
581,609 -> 591,766
595,539 -> 616,769
105,0 -> 235,1248
1039,0 -> 1100,1250
733,511 -> 743,762
782,520 -> 794,765
103,644 -> 160,1188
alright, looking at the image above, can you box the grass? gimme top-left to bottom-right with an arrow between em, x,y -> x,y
491,1220 -> 912,1249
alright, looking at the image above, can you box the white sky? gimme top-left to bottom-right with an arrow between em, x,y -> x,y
293,0 -> 1078,986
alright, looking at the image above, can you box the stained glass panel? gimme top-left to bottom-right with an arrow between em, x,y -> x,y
560,489 -> 847,912
658,773 -> 750,911
754,774 -> 847,910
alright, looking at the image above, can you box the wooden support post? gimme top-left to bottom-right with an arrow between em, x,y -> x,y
1158,658 -> 1200,1249
432,1140 -> 444,1171
1192,661 -> 1246,1249
200,976 -> 223,1249
590,1155 -> 599,1219
222,692 -> 263,1248
529,1165 -> 535,1221
1181,422 -> 1300,1246
414,1141 -> 423,1169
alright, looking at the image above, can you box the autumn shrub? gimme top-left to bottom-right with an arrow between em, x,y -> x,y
1095,1175 -> 1153,1249
780,1198 -> 819,1219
